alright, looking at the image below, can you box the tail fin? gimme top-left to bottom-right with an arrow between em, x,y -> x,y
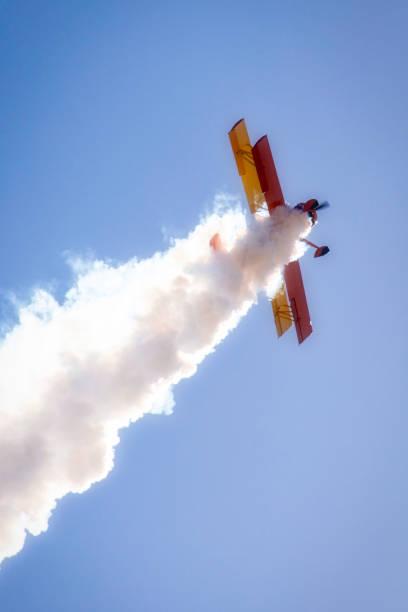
209,233 -> 223,251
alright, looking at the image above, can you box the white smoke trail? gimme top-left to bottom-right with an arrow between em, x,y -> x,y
0,198 -> 311,564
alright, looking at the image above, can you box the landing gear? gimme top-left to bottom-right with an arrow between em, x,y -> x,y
301,238 -> 330,258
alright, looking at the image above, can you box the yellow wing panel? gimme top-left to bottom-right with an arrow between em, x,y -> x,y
271,284 -> 293,338
229,119 -> 264,214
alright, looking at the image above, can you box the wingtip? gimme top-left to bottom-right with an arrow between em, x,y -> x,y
229,118 -> 245,132
253,134 -> 268,147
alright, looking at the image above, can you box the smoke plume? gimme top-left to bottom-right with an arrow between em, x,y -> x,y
0,198 -> 310,564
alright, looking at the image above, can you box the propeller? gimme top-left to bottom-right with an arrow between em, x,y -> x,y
314,200 -> 330,211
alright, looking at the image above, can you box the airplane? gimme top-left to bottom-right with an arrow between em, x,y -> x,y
212,118 -> 329,344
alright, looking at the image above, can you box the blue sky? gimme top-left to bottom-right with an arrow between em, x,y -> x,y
1,1 -> 407,610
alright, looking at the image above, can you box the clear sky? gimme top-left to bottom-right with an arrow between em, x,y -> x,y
1,1 -> 407,610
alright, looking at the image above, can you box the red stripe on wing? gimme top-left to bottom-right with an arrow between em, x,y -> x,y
252,135 -> 285,214
284,261 -> 313,344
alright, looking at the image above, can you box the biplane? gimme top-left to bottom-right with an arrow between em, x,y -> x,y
217,118 -> 329,344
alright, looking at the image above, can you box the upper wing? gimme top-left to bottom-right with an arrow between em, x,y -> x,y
252,135 -> 285,213
228,119 -> 264,214
284,261 -> 313,344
